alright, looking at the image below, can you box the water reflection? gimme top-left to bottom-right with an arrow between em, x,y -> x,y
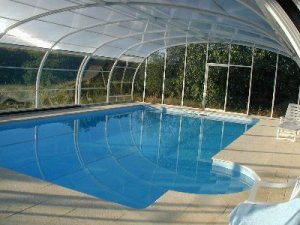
0,108 -> 256,208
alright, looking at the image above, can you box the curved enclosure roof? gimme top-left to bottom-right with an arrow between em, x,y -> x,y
0,0 -> 299,63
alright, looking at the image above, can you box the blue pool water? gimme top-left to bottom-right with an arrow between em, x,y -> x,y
0,105 -> 258,208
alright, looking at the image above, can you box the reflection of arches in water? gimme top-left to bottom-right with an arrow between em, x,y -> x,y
73,116 -> 165,207
34,126 -> 45,180
73,119 -> 148,206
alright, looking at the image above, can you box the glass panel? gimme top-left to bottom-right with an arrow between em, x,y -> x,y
226,67 -> 250,113
208,43 -> 229,64
111,67 -> 125,82
145,51 -> 164,104
183,43 -> 206,108
40,89 -> 75,107
40,70 -> 78,90
123,68 -> 136,82
110,82 -> 122,96
273,56 -> 300,117
40,52 -> 83,107
230,45 -> 252,66
0,90 -> 35,112
0,47 -> 44,111
121,83 -> 132,95
80,88 -> 106,104
43,52 -> 83,70
164,46 -> 185,106
249,49 -> 276,116
206,66 -> 227,110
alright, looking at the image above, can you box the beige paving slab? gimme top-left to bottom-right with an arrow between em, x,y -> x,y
1,105 -> 300,225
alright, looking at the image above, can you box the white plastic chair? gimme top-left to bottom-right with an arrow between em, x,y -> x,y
277,103 -> 300,142
229,177 -> 300,225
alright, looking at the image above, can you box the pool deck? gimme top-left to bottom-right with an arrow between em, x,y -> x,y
1,103 -> 300,225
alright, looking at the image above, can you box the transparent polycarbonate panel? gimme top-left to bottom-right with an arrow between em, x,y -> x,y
91,23 -> 131,37
0,47 -> 44,68
43,52 -> 83,70
109,37 -> 141,49
0,67 -> 38,89
8,20 -> 75,43
183,43 -> 207,108
249,49 -> 276,117
111,67 -> 125,82
81,58 -> 112,89
75,6 -> 133,21
95,45 -> 124,58
21,0 -> 77,10
0,47 -> 44,111
81,70 -> 109,89
132,62 -> 145,102
0,90 -> 35,112
131,42 -> 164,56
115,95 -> 131,102
0,17 -> 17,33
145,51 -> 164,104
121,83 -> 132,95
230,45 -> 252,66
226,67 -> 251,113
164,46 -> 185,106
88,57 -> 115,72
60,31 -> 113,48
0,34 -> 54,49
123,68 -> 136,82
41,52 -> 83,101
110,82 -> 122,96
53,43 -> 95,54
0,0 -> 46,20
208,43 -> 229,64
206,66 -> 227,110
40,70 -> 78,90
41,11 -> 101,29
166,37 -> 190,47
216,0 -> 272,31
273,56 -> 300,117
80,88 -> 106,104
39,89 -> 75,107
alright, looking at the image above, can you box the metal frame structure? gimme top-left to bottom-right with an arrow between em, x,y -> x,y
0,0 -> 299,116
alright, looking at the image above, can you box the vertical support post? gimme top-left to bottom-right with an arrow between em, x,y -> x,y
271,53 -> 279,117
161,48 -> 167,104
75,55 -> 90,105
35,51 -> 50,108
130,62 -> 142,101
246,45 -> 255,115
202,42 -> 209,109
106,59 -> 118,103
181,37 -> 188,106
224,43 -> 232,111
298,86 -> 300,105
142,58 -> 148,102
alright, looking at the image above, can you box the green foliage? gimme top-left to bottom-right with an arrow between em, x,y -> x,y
133,43 -> 300,117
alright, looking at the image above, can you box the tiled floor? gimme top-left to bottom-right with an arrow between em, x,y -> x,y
1,104 -> 299,225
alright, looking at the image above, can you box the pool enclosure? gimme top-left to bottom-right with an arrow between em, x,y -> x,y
0,0 -> 299,117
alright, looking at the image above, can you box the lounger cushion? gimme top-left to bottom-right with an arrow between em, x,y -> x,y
229,198 -> 300,225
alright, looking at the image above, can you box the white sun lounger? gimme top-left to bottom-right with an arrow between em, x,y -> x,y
277,103 -> 300,142
229,177 -> 300,225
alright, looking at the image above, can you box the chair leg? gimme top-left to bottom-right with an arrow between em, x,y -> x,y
277,128 -> 280,139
